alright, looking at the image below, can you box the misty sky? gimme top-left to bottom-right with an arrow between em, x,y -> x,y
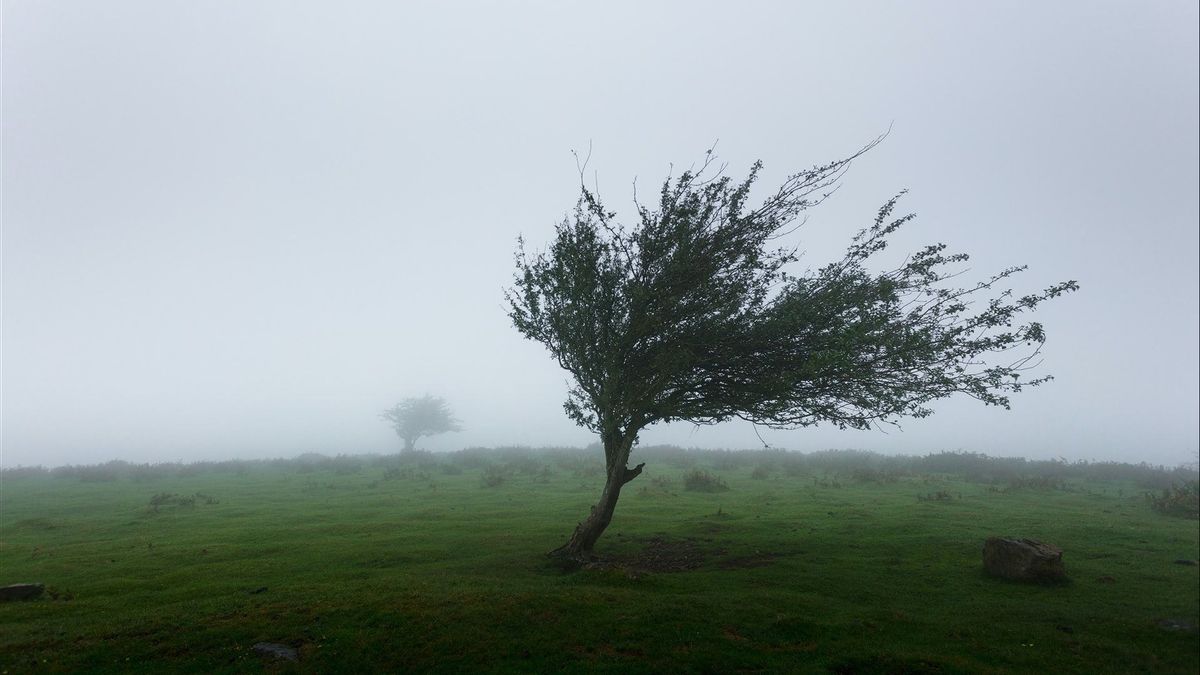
3,1 -> 1198,468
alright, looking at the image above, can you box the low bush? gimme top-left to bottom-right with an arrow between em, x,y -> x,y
480,465 -> 508,488
1145,481 -> 1199,518
683,469 -> 729,493
917,490 -> 958,502
147,492 -> 217,513
1004,476 -> 1069,492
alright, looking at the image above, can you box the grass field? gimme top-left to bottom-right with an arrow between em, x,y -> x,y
1,449 -> 1197,673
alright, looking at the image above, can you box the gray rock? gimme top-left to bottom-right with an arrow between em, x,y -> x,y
0,583 -> 45,602
1173,559 -> 1197,566
252,642 -> 298,662
983,537 -> 1066,582
1156,618 -> 1197,632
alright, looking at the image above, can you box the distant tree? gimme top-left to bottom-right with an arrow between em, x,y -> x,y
507,140 -> 1077,562
381,395 -> 462,453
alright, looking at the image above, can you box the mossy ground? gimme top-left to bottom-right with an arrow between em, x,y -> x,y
1,454 -> 1196,673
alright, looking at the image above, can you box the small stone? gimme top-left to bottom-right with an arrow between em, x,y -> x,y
982,537 -> 1066,582
0,584 -> 45,602
1156,619 -> 1197,632
252,642 -> 298,662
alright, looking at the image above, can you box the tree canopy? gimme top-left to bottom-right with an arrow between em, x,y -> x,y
381,395 -> 462,453
507,141 -> 1077,560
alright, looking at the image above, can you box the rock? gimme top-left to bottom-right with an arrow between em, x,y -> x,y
1173,559 -> 1197,566
1156,618 -> 1197,633
0,583 -> 45,602
983,537 -> 1066,582
252,643 -> 298,662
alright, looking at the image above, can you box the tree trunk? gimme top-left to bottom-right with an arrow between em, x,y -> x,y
401,436 -> 416,454
548,435 -> 644,563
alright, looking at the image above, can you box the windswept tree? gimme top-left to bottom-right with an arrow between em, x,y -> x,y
507,140 -> 1077,562
381,395 -> 462,453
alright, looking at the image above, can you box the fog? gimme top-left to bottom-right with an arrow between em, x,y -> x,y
3,1 -> 1197,468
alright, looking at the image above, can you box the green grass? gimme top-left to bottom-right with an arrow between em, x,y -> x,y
1,456 -> 1197,673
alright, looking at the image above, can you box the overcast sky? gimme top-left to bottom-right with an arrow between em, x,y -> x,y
3,1 -> 1197,468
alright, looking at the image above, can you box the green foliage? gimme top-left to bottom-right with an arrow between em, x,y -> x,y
508,142 -> 1078,443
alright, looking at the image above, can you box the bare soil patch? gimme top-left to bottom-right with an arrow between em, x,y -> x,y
717,552 -> 779,570
587,536 -> 783,573
586,535 -> 723,573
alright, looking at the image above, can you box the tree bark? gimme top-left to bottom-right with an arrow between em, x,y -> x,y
548,435 -> 644,562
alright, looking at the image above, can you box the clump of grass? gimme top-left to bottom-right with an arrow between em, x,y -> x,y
683,469 -> 729,493
750,466 -> 772,480
1146,481 -> 1199,519
148,492 -> 217,513
917,490 -> 958,502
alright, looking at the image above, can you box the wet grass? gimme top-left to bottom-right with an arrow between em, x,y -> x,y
1,455 -> 1197,673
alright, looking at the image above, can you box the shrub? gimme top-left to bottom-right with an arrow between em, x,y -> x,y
0,465 -> 49,479
148,492 -> 218,513
846,466 -> 902,483
448,448 -> 494,470
1004,476 -> 1069,492
1146,482 -> 1199,518
683,469 -> 729,493
128,464 -> 174,482
480,465 -> 507,488
53,461 -> 126,482
917,490 -> 957,502
329,455 -> 364,475
751,465 -> 772,480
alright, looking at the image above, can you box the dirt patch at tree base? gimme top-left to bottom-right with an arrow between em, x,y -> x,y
582,536 -> 784,573
584,536 -> 716,572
